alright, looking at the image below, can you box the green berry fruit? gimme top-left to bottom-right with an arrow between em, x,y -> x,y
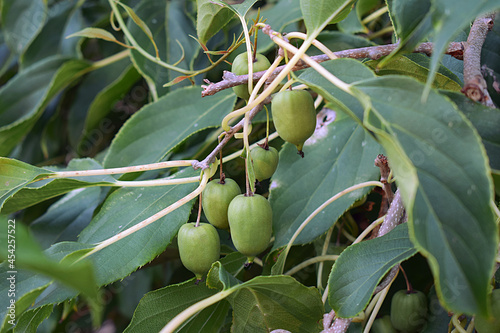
271,90 -> 316,157
231,52 -> 271,101
178,223 -> 220,281
227,194 -> 272,263
250,145 -> 279,181
390,290 -> 428,333
475,289 -> 500,333
202,178 -> 241,230
371,315 -> 397,333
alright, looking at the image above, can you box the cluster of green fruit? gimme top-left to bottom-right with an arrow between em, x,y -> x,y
372,289 -> 428,333
177,144 -> 280,282
232,52 -> 317,157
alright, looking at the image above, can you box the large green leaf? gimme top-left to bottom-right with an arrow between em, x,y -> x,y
0,158 -> 51,211
226,275 -> 323,332
0,56 -> 91,156
124,254 -> 245,333
269,111 -> 381,249
20,0 -> 85,69
481,20 -> 500,107
356,76 -> 497,316
196,0 -> 234,44
387,0 -> 431,41
0,0 -> 47,55
366,54 -> 462,91
0,224 -> 101,326
426,0 -> 500,93
442,91 -> 500,173
103,86 -> 236,168
12,304 -> 52,333
300,0 -> 355,34
328,223 -> 417,317
30,187 -> 105,249
78,168 -> 199,285
1,159 -> 117,214
297,58 -> 375,122
124,279 -> 227,333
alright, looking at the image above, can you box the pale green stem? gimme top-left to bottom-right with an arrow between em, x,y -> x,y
279,78 -> 297,92
353,216 -> 385,245
80,169 -> 210,259
91,49 -> 130,69
317,225 -> 335,290
363,277 -> 394,333
322,284 -> 329,304
341,227 -> 356,242
280,181 -> 384,277
160,289 -> 234,333
113,176 -> 200,187
239,15 -> 255,97
285,255 -> 339,276
466,317 -> 475,333
272,37 -> 351,94
314,94 -> 324,109
248,55 -> 284,104
222,132 -> 279,163
253,257 -> 263,267
367,26 -> 394,40
37,160 -> 195,181
361,6 -> 389,25
451,314 -> 468,333
284,32 -> 337,60
492,200 -> 500,220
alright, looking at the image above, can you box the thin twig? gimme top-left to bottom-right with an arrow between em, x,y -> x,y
462,13 -> 496,107
201,42 -> 464,97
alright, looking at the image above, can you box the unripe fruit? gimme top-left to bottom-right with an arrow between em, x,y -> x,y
231,52 -> 271,100
475,289 -> 500,333
227,194 -> 272,263
390,290 -> 428,332
250,145 -> 279,181
178,223 -> 220,281
371,315 -> 397,333
202,178 -> 241,230
271,90 -> 316,156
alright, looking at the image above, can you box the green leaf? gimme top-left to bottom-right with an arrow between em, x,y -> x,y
0,56 -> 91,156
426,0 -> 500,95
21,0 -> 86,69
366,54 -> 462,91
337,7 -> 367,34
269,111 -> 381,250
356,76 -> 497,316
124,253 -> 244,333
0,224 -> 102,326
297,58 -> 375,121
124,279 -> 227,333
328,224 -> 417,317
1,159 -> 117,214
78,168 -> 199,285
77,63 -> 141,154
0,158 -> 51,211
30,187 -> 104,249
66,27 -> 121,43
103,86 -> 236,168
12,304 -> 52,333
482,20 -> 500,107
206,261 -> 242,291
196,0 -> 234,44
226,275 -> 323,332
442,91 -> 500,174
0,0 -> 47,55
387,0 -> 431,40
300,0 -> 355,34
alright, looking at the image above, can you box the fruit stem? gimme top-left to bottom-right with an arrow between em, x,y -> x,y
399,265 -> 414,293
219,137 -> 226,184
195,193 -> 202,227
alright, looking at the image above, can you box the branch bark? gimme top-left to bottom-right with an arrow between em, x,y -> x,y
202,42 -> 464,97
462,13 -> 496,108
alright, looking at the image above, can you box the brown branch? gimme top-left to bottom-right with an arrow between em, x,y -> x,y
462,13 -> 497,108
201,42 -> 464,97
191,96 -> 271,170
